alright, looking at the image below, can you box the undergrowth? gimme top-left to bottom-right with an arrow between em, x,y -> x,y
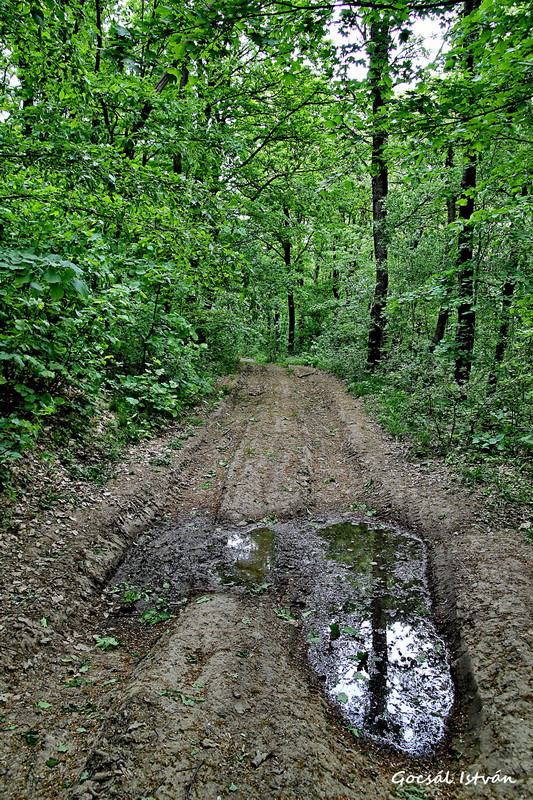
259,344 -> 533,517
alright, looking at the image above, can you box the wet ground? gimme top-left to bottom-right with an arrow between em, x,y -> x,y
0,363 -> 531,800
111,515 -> 453,756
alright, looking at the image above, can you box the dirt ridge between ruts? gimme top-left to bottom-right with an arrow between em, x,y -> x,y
67,594 -> 390,800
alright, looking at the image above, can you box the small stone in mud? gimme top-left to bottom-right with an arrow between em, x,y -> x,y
251,751 -> 271,768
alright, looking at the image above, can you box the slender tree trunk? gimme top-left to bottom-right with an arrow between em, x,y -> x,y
287,291 -> 295,355
282,207 -> 295,354
95,0 -> 103,74
332,268 -> 340,300
123,71 -> 174,159
454,0 -> 481,385
173,65 -> 190,174
454,151 -> 477,384
487,276 -> 515,388
487,185 -> 528,386
366,17 -> 390,370
283,238 -> 295,354
430,147 -> 456,352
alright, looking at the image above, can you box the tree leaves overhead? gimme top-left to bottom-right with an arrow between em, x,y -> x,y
0,0 -> 531,486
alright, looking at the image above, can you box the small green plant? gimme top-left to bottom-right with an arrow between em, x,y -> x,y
21,730 -> 40,745
395,788 -> 429,800
138,608 -> 173,625
121,585 -> 151,605
273,607 -> 296,621
94,637 -> 121,650
159,688 -> 205,706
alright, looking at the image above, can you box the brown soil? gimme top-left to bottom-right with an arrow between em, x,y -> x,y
0,363 -> 531,800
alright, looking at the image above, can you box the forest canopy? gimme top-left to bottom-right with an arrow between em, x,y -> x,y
0,0 -> 532,497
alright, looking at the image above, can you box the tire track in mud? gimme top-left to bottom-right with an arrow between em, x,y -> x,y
1,363 -> 531,800
218,372 -> 313,523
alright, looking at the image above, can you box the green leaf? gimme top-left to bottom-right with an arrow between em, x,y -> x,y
329,622 -> 340,639
337,692 -> 349,704
21,731 -> 40,745
72,279 -> 89,299
36,701 -> 52,709
43,268 -> 62,284
94,637 -> 120,650
30,6 -> 45,26
49,285 -> 64,302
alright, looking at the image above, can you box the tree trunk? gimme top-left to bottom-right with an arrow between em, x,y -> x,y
430,147 -> 456,352
487,185 -> 528,386
283,238 -> 295,354
95,0 -> 103,74
366,17 -> 390,370
173,65 -> 190,174
454,0 -> 481,385
487,276 -> 515,389
282,207 -> 295,354
287,291 -> 295,355
332,268 -> 340,300
454,151 -> 477,384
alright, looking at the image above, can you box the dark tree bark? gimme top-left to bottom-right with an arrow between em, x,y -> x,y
454,150 -> 477,384
283,236 -> 295,354
287,290 -> 295,355
454,0 -> 482,385
332,268 -> 340,300
487,185 -> 527,386
95,0 -> 103,74
430,147 -> 457,352
173,65 -> 190,175
282,206 -> 296,354
366,17 -> 391,370
123,71 -> 175,159
487,276 -> 515,388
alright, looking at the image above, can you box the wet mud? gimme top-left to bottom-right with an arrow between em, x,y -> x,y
1,363 -> 531,800
111,515 -> 453,757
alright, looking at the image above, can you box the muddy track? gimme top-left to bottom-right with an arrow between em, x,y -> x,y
0,363 -> 531,800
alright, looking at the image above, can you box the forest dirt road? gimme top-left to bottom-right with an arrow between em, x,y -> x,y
0,363 -> 531,800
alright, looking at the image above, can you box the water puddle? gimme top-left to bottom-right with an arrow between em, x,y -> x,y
108,514 -> 453,755
303,521 -> 453,755
220,527 -> 275,587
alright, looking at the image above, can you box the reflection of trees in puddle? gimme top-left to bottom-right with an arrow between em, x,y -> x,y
313,521 -> 453,754
367,526 -> 388,734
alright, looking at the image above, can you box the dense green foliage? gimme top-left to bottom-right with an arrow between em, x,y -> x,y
0,0 -> 531,496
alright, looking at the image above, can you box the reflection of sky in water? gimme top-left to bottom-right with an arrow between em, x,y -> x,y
330,619 -> 452,751
306,522 -> 454,755
225,528 -> 275,582
227,532 -> 254,553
